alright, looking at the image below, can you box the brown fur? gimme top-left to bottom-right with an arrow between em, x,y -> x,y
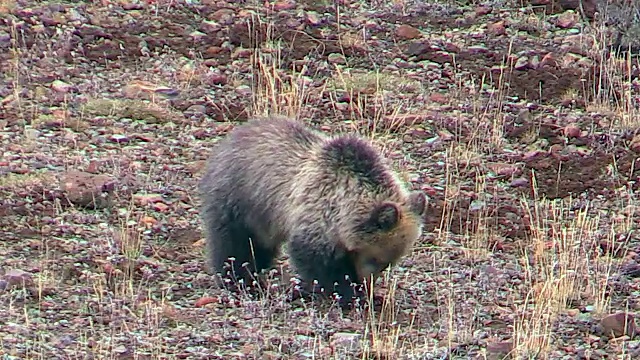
198,116 -> 426,301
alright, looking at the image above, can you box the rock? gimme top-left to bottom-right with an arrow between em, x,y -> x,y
133,194 -> 164,206
510,178 -> 529,188
51,80 -> 74,93
514,56 -> 529,70
558,0 -> 597,19
185,105 -> 207,118
599,312 -> 637,338
539,52 -> 558,68
530,55 -> 540,69
209,8 -> 235,24
330,332 -> 362,352
327,53 -> 347,64
429,92 -> 448,104
555,10 -> 578,29
2,269 -> 34,289
305,11 -> 322,26
563,124 -> 581,138
207,72 -> 227,86
486,341 -> 513,359
396,24 -> 422,40
231,48 -> 252,59
109,134 -> 129,143
151,202 -> 169,212
199,20 -> 221,35
406,41 -> 431,57
475,6 -> 492,16
630,134 -> 640,153
271,0 -> 296,11
194,296 -> 217,307
235,85 -> 252,97
60,170 -> 116,209
487,21 -> 507,36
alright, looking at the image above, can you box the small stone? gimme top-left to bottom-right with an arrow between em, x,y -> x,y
109,134 -> 129,143
235,85 -> 252,97
271,0 -> 296,11
530,55 -> 540,69
209,8 -> 234,24
151,202 -> 169,212
630,134 -> 640,153
486,341 -> 513,357
556,10 -> 578,29
487,21 -> 507,36
51,80 -> 74,93
330,332 -> 362,352
540,52 -> 557,68
208,73 -> 227,85
599,312 -> 637,338
510,178 -> 529,188
563,124 -> 581,138
305,11 -> 322,26
133,194 -> 164,206
231,48 -> 252,59
193,296 -> 218,307
200,20 -> 221,35
185,105 -> 207,117
475,6 -> 492,16
395,24 -> 422,40
3,269 -> 34,288
514,56 -> 529,70
60,170 -> 116,209
429,92 -> 448,104
327,53 -> 347,64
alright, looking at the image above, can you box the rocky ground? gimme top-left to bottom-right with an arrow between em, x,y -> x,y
2,0 -> 640,359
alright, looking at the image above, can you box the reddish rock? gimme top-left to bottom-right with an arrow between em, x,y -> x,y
599,312 -> 637,338
270,0 -> 296,11
539,52 -> 558,68
208,73 -> 227,85
486,341 -> 513,357
60,170 -> 116,208
630,134 -> 640,153
209,8 -> 234,24
563,124 -> 581,138
194,297 -> 217,307
2,269 -> 34,289
396,24 -> 422,40
487,21 -> 507,36
429,92 -> 448,104
475,6 -> 492,16
555,10 -> 578,29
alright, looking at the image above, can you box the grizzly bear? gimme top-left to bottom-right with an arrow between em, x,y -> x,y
199,116 -> 426,303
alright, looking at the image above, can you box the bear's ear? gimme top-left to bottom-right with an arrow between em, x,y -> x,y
408,191 -> 426,216
370,202 -> 400,231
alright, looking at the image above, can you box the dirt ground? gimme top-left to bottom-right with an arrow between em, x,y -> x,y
1,0 -> 640,359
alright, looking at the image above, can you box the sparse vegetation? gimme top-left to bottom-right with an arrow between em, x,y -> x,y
1,0 -> 640,359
